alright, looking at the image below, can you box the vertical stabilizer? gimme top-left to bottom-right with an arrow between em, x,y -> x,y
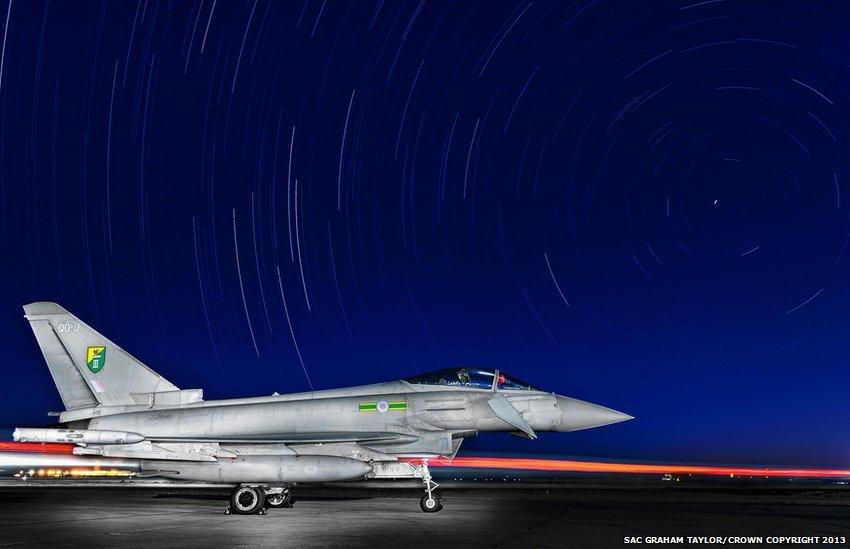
23,302 -> 179,410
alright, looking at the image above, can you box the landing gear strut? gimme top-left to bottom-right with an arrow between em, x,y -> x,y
419,459 -> 443,513
227,485 -> 267,515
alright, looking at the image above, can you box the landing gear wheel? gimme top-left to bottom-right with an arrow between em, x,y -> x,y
266,492 -> 293,508
266,494 -> 284,507
230,486 -> 266,515
418,459 -> 442,513
420,494 -> 443,513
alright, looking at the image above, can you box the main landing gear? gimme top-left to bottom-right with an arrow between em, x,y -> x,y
227,485 -> 266,515
226,485 -> 293,515
265,488 -> 294,509
419,459 -> 443,513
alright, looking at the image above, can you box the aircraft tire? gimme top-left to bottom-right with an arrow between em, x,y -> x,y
266,493 -> 293,508
230,486 -> 266,515
420,494 -> 443,513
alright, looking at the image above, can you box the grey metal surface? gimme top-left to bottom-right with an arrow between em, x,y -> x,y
143,455 -> 373,483
487,394 -> 536,438
13,428 -> 144,445
555,396 -> 634,431
24,302 -> 179,407
24,313 -> 97,410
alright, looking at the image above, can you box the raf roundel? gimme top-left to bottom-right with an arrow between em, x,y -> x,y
376,401 -> 389,413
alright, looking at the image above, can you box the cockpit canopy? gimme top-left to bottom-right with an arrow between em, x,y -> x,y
403,367 -> 540,391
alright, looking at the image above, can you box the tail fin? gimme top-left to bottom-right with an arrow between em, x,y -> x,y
23,302 -> 180,410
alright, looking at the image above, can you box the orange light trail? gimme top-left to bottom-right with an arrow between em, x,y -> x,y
0,442 -> 75,454
2,443 -> 848,479
404,457 -> 850,479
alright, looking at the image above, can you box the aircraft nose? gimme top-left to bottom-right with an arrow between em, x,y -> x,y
555,396 -> 633,431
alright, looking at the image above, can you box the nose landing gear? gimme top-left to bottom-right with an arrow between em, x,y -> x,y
419,459 -> 443,513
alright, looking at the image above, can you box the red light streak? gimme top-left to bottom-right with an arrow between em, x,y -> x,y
0,442 -> 74,454
403,457 -> 850,478
3,443 -> 848,479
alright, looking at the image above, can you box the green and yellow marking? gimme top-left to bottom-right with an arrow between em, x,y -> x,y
358,401 -> 406,412
86,346 -> 107,374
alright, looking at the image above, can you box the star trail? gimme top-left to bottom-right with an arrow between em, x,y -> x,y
1,1 -> 850,469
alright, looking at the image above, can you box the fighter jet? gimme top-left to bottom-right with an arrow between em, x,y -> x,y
13,302 -> 632,514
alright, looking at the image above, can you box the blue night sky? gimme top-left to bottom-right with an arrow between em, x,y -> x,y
0,0 -> 848,468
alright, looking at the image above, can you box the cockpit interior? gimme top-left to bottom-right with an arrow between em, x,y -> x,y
403,367 -> 540,391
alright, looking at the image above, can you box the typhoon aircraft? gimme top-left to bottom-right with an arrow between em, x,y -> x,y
12,302 -> 632,514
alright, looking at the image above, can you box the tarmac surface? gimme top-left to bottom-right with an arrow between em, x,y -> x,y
2,481 -> 850,547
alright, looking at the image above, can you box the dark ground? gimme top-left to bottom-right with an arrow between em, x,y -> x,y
1,481 -> 850,547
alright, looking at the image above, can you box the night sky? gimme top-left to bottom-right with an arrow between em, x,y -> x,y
0,0 -> 848,468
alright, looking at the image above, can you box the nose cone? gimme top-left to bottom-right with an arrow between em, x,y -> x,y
556,396 -> 633,432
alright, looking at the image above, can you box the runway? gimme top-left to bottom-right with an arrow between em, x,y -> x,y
2,482 -> 850,547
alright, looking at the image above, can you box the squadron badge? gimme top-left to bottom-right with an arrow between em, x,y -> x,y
86,346 -> 107,373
